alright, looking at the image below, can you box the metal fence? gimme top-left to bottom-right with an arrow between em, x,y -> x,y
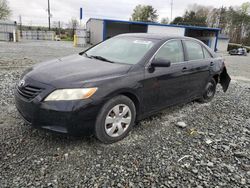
21,31 -> 55,40
0,21 -> 17,41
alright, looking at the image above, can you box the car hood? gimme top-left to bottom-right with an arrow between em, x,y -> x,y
25,54 -> 132,87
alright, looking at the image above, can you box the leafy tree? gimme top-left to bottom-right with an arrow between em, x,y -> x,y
160,17 -> 169,24
0,0 -> 11,20
171,17 -> 184,25
171,5 -> 210,26
205,3 -> 250,44
170,3 -> 250,45
183,10 -> 207,26
131,5 -> 158,22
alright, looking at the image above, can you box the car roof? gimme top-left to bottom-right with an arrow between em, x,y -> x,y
114,33 -> 216,56
116,33 -> 193,41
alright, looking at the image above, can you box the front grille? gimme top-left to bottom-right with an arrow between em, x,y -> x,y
17,85 -> 43,100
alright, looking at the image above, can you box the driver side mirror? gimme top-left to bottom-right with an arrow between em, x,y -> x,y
151,58 -> 171,68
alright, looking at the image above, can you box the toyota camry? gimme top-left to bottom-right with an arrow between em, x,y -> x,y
15,33 -> 231,143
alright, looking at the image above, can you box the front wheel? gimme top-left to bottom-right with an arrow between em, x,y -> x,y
95,95 -> 136,144
198,78 -> 217,103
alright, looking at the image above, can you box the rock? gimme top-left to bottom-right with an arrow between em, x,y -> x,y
205,139 -> 213,144
241,178 -> 246,185
97,150 -> 102,155
192,169 -> 198,174
234,152 -> 247,158
64,153 -> 69,160
222,145 -> 230,151
175,121 -> 187,128
206,162 -> 214,167
224,164 -> 235,173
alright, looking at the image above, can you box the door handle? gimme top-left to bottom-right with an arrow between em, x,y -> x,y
182,67 -> 188,72
210,62 -> 214,66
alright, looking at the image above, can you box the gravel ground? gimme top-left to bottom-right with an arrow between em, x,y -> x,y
0,41 -> 250,187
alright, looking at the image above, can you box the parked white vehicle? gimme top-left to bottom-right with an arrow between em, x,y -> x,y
55,35 -> 61,41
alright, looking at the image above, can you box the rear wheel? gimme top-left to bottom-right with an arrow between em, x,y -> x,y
198,78 -> 217,103
95,95 -> 136,144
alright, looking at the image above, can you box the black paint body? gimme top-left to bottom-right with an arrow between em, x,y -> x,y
15,34 -> 231,135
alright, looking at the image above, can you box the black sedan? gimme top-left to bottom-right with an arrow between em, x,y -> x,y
15,34 -> 231,143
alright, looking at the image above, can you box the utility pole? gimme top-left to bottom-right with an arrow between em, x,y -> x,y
19,15 -> 22,37
48,0 -> 51,30
58,21 -> 61,35
170,0 -> 173,22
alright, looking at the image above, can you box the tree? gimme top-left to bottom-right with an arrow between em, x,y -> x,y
0,0 -> 11,20
171,4 -> 212,26
160,17 -> 169,24
171,16 -> 184,25
131,5 -> 158,22
171,3 -> 250,45
204,3 -> 250,44
68,18 -> 79,38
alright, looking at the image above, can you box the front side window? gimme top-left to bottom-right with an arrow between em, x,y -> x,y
84,37 -> 156,65
184,40 -> 204,61
154,40 -> 184,63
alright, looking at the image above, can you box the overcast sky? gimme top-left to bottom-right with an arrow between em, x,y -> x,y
8,0 -> 248,27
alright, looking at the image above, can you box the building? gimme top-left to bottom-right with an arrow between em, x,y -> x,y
0,20 -> 17,42
86,18 -> 221,51
217,34 -> 230,52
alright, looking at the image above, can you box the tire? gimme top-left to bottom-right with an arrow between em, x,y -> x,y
95,95 -> 136,144
198,78 -> 217,103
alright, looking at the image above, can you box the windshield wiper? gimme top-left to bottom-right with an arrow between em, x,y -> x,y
83,52 -> 91,58
89,55 -> 114,63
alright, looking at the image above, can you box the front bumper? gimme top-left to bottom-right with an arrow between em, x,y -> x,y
14,89 -> 102,135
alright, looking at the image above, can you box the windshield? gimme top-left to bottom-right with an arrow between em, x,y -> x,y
84,37 -> 157,64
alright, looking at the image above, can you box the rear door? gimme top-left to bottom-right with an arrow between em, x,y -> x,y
182,40 -> 211,99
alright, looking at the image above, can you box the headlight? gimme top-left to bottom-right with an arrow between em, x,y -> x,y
44,88 -> 98,101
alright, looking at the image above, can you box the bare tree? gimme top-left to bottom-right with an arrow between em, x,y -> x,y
131,5 -> 158,22
0,0 -> 11,20
160,17 -> 169,24
68,18 -> 79,38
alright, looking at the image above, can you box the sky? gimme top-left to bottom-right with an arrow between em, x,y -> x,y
8,0 -> 249,27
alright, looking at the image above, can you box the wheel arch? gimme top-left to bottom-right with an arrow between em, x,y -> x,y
104,89 -> 141,120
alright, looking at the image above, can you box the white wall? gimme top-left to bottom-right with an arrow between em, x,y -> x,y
21,31 -> 55,40
195,36 -> 216,51
147,25 -> 185,36
217,39 -> 229,52
86,19 -> 103,45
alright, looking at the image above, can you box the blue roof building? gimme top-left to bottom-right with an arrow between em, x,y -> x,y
86,18 -> 221,51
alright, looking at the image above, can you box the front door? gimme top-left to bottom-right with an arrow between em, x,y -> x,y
142,40 -> 190,113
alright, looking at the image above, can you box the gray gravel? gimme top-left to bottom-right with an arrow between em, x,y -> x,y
0,41 -> 250,187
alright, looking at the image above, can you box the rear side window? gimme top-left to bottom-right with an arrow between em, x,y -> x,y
203,47 -> 212,59
154,40 -> 184,63
184,40 -> 204,60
